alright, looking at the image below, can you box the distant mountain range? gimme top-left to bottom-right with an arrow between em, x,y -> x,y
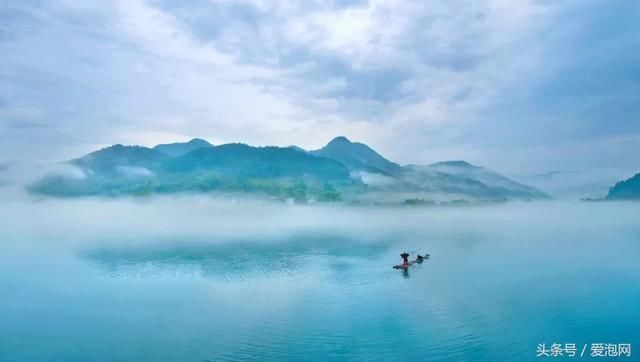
28,136 -> 549,203
512,170 -> 623,199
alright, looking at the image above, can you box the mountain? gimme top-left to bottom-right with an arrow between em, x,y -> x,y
28,136 -> 546,202
28,145 -> 168,197
153,138 -> 213,157
29,143 -> 353,199
308,139 -> 547,199
70,145 -> 169,176
402,165 -> 513,198
422,161 -> 548,199
606,173 -> 640,200
163,143 -> 349,181
311,136 -> 402,176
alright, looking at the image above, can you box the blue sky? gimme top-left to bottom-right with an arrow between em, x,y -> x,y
0,0 -> 638,176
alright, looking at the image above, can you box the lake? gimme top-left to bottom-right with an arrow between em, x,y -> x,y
0,198 -> 638,361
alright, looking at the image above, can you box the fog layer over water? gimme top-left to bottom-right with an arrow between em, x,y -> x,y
1,197 -> 639,361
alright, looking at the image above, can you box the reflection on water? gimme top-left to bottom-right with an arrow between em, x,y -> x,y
83,236 -> 393,283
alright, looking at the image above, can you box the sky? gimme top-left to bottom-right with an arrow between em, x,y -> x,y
0,0 -> 639,176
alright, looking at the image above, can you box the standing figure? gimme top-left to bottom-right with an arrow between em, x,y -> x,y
400,252 -> 410,266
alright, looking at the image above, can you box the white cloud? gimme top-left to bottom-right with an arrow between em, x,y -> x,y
116,165 -> 154,178
1,0 -> 637,177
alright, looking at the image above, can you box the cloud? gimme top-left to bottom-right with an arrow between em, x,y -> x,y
116,165 -> 154,178
50,163 -> 87,180
0,0 -> 638,177
356,171 -> 396,187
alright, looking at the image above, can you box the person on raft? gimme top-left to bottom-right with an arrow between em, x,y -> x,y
400,252 -> 410,266
416,254 -> 425,263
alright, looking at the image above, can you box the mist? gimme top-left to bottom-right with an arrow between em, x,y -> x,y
2,194 -> 637,253
2,192 -> 639,360
2,0 -> 639,358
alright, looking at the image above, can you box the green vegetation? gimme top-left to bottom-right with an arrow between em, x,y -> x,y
606,173 -> 640,200
28,136 -> 548,203
311,136 -> 402,176
153,138 -> 213,157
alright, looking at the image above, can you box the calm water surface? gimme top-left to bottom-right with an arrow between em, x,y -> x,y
0,200 -> 639,361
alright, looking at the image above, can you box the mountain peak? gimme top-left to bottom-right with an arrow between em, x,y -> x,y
328,136 -> 351,144
153,138 -> 213,157
312,136 -> 402,176
186,138 -> 212,146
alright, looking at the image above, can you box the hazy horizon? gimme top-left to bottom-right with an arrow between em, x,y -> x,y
0,134 -> 635,201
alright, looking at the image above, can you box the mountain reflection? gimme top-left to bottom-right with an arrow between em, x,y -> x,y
82,235 -> 392,282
